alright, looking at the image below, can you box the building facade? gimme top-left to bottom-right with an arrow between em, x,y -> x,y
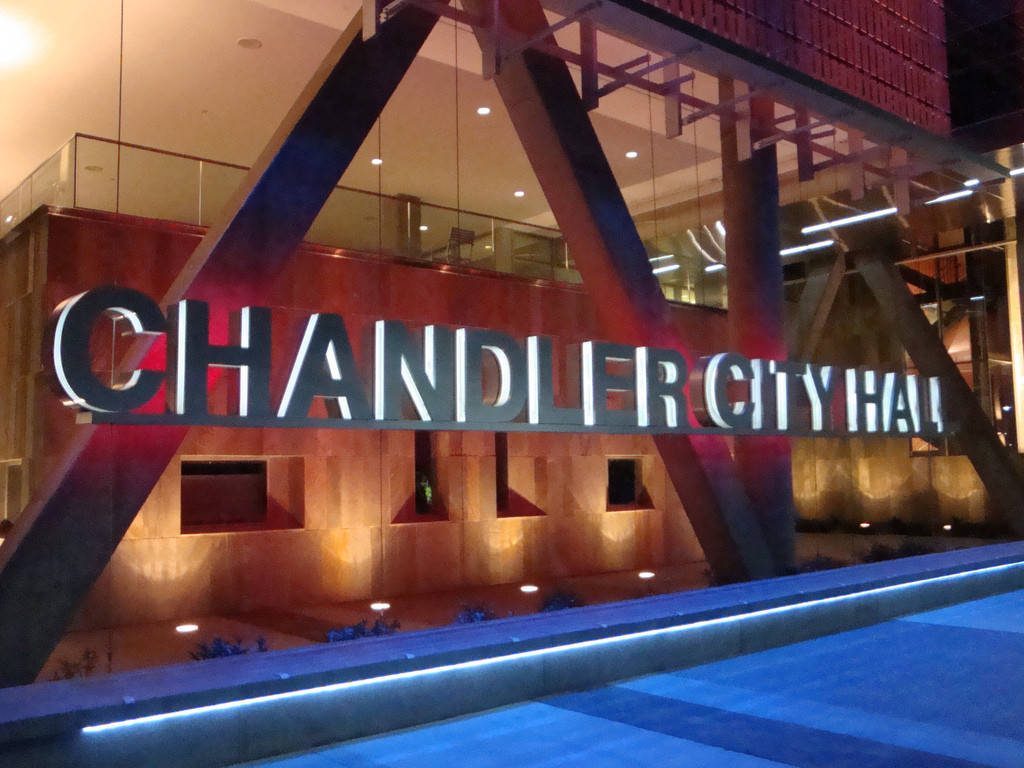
0,0 -> 1021,685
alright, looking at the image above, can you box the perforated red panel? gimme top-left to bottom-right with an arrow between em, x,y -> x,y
645,0 -> 950,133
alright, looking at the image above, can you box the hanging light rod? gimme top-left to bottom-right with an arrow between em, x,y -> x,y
779,239 -> 835,257
923,189 -> 973,206
801,207 -> 898,234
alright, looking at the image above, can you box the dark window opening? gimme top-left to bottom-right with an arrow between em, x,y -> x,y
495,432 -> 509,513
181,461 -> 267,532
607,459 -> 638,507
414,431 -> 435,515
5,463 -> 21,521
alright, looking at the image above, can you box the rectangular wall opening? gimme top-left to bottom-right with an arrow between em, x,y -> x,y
607,458 -> 639,508
495,432 -> 509,513
414,430 -> 436,516
181,460 -> 268,533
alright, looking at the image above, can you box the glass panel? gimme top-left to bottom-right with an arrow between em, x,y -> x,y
117,146 -> 199,223
198,162 -> 246,227
74,136 -> 119,212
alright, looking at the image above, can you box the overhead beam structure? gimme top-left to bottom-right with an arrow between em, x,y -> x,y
466,0 -> 777,582
540,0 -> 1009,183
0,6 -> 447,687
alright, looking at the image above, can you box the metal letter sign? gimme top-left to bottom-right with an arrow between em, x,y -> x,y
51,286 -> 950,438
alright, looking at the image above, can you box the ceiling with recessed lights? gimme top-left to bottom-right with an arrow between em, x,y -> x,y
0,0 -> 760,225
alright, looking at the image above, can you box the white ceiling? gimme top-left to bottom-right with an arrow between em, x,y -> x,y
0,0 -> 742,224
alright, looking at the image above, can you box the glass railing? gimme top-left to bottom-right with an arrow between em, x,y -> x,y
0,134 -> 729,307
0,137 -> 76,236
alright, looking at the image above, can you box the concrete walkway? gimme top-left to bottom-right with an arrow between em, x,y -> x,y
236,589 -> 1024,767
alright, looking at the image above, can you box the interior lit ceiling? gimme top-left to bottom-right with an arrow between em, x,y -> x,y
0,0 -> 776,228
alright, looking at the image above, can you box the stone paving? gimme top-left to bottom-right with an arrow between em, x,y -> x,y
236,589 -> 1024,767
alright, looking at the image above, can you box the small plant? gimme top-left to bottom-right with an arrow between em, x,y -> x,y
326,618 -> 400,643
794,517 -> 837,534
948,517 -> 1013,539
541,589 -> 584,612
796,555 -> 848,573
453,604 -> 496,624
190,636 -> 268,660
862,543 -> 897,562
862,540 -> 936,563
50,648 -> 98,681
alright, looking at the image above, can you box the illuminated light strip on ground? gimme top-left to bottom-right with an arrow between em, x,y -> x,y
779,240 -> 835,257
652,264 -> 680,275
801,207 -> 897,234
1010,167 -> 1024,177
648,255 -> 674,262
81,558 -> 1024,735
923,189 -> 973,206
705,263 -> 725,272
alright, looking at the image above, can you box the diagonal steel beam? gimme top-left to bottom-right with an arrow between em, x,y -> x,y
0,6 -> 446,687
466,0 -> 777,583
788,252 -> 847,361
855,251 -> 1024,535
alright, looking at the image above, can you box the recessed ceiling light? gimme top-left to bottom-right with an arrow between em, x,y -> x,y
4,215 -> 13,224
371,157 -> 383,166
520,584 -> 538,593
370,601 -> 391,611
0,12 -> 36,70
476,106 -> 491,116
513,190 -> 525,198
236,37 -> 262,50
419,225 -> 428,231
175,623 -> 198,633
859,522 -> 871,528
942,524 -> 953,531
638,571 -> 655,579
625,150 -> 639,159
84,165 -> 103,172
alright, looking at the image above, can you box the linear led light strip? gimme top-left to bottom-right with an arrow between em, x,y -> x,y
81,558 -> 1024,735
801,207 -> 898,234
924,189 -> 973,206
779,239 -> 834,257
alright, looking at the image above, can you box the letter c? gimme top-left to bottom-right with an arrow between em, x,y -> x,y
52,286 -> 165,412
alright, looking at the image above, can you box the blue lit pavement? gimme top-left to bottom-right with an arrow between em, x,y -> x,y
237,590 -> 1024,768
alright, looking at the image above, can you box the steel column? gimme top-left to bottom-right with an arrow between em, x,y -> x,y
720,84 -> 795,572
855,251 -> 1024,535
467,0 -> 776,583
0,7 -> 445,687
